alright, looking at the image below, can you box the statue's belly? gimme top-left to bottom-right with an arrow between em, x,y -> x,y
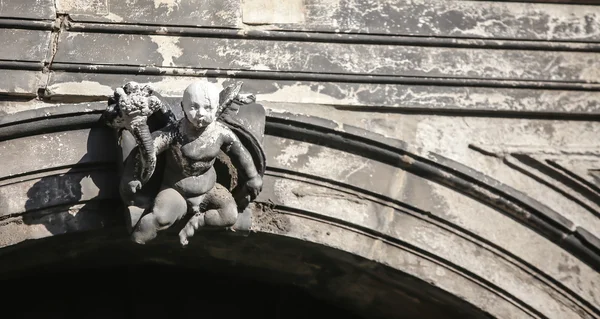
168,166 -> 217,197
184,160 -> 214,176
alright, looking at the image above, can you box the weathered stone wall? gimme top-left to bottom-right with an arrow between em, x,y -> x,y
0,1 -> 599,318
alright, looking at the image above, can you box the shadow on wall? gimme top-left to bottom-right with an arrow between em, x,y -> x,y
21,126 -> 122,237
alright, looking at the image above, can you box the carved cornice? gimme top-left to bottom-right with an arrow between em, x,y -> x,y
44,63 -> 600,94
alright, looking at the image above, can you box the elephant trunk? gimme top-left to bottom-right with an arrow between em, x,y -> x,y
129,116 -> 156,184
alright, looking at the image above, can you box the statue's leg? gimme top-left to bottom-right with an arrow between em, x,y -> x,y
132,187 -> 187,244
178,184 -> 237,246
204,184 -> 239,226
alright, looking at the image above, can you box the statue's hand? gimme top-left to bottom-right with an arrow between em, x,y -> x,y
119,179 -> 143,204
128,180 -> 142,194
245,175 -> 263,200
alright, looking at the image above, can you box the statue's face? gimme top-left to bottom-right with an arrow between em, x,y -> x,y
182,82 -> 220,128
184,99 -> 217,128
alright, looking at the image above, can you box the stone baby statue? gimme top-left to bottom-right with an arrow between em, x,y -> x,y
104,81 -> 265,246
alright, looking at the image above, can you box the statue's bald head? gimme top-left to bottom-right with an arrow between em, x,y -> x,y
182,81 -> 220,128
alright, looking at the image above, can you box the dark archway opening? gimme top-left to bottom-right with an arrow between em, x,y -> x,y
2,263 -> 365,319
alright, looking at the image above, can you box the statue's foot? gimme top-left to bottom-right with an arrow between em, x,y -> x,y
179,232 -> 189,247
131,218 -> 158,245
179,212 -> 204,246
132,231 -> 153,245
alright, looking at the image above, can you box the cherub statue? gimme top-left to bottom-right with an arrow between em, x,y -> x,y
103,80 -> 266,246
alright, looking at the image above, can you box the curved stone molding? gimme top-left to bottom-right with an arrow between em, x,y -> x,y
0,104 -> 599,318
4,103 -> 597,268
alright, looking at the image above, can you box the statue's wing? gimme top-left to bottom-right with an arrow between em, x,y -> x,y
218,101 -> 267,234
220,107 -> 267,177
215,81 -> 266,177
218,81 -> 243,115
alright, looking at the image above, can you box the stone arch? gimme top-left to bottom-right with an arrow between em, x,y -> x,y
0,104 -> 598,318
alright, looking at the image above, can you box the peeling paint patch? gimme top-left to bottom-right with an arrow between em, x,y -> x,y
104,12 -> 124,22
153,0 -> 181,14
297,145 -> 373,184
275,142 -> 310,166
144,77 -> 227,96
149,36 -> 183,67
257,82 -> 361,105
44,72 -> 600,114
56,0 -> 108,14
0,100 -> 56,115
243,0 -> 305,24
46,81 -> 113,97
269,0 -> 600,42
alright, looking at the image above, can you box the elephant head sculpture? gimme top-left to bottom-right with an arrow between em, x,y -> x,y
104,81 -> 163,184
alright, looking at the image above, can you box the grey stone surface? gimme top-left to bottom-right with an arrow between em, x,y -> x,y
55,0 -> 600,42
0,129 -> 116,179
0,201 -> 119,248
45,72 -> 600,114
250,0 -> 600,41
264,136 -> 405,200
269,212 -> 533,319
264,170 -> 596,317
0,0 -> 55,20
0,70 -> 45,97
57,0 -> 239,27
0,29 -> 52,62
0,169 -> 118,217
54,32 -> 600,82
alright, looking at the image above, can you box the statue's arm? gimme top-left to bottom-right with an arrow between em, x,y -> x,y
120,124 -> 177,200
119,144 -> 143,204
152,123 -> 178,155
221,127 -> 262,199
